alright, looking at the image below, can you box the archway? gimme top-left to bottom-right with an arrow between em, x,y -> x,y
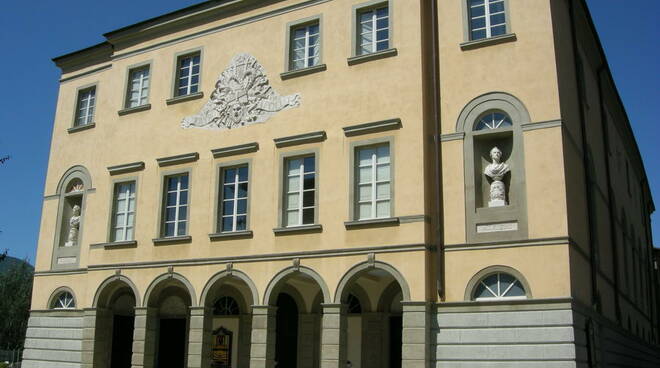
264,266 -> 329,368
200,269 -> 257,368
144,274 -> 195,368
92,276 -> 139,368
335,262 -> 409,368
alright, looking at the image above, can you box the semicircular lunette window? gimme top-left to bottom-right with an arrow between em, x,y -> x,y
475,111 -> 513,131
213,296 -> 240,316
473,272 -> 526,301
52,292 -> 76,309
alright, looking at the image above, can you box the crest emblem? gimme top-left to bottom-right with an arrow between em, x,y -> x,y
182,53 -> 300,130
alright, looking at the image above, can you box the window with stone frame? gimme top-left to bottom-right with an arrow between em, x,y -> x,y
283,155 -> 316,227
125,65 -> 150,108
111,181 -> 136,242
219,165 -> 248,232
74,86 -> 96,126
467,0 -> 507,41
175,52 -> 201,97
356,4 -> 389,55
289,21 -> 320,70
355,143 -> 391,220
162,173 -> 189,237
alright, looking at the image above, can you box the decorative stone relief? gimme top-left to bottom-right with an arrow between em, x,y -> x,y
64,205 -> 81,247
182,53 -> 300,130
484,146 -> 510,207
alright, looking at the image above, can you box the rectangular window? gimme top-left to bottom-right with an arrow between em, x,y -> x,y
284,156 -> 316,226
74,87 -> 96,126
220,166 -> 248,232
175,53 -> 201,97
468,0 -> 507,40
163,174 -> 189,237
290,22 -> 320,70
356,144 -> 390,219
112,181 -> 136,241
357,5 -> 389,55
126,66 -> 150,108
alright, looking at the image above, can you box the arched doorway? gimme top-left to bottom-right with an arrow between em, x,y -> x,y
264,267 -> 329,368
200,270 -> 257,368
336,265 -> 408,368
275,293 -> 299,367
144,275 -> 194,368
93,277 -> 138,368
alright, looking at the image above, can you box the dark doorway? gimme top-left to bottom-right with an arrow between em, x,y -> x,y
275,293 -> 298,368
111,315 -> 135,368
156,318 -> 187,368
388,316 -> 402,368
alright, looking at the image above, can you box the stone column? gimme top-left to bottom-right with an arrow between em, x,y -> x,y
401,302 -> 431,368
80,308 -> 98,368
250,306 -> 277,368
188,306 -> 211,368
132,307 -> 158,368
320,304 -> 347,368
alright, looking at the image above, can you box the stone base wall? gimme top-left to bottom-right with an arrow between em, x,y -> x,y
22,311 -> 84,368
572,304 -> 660,368
433,299 -> 578,368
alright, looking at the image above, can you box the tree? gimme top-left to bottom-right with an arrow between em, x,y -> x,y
0,155 -> 9,165
0,259 -> 33,350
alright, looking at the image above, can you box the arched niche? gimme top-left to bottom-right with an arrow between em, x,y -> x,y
457,92 -> 529,243
51,165 -> 92,270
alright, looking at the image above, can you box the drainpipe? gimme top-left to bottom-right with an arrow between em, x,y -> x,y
428,0 -> 444,300
568,0 -> 599,311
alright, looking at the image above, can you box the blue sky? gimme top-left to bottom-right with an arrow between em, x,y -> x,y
0,1 -> 658,263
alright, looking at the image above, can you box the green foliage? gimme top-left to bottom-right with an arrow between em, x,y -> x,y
0,362 -> 9,368
0,260 -> 33,349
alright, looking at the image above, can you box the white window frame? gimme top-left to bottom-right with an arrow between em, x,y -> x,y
111,181 -> 136,242
356,4 -> 390,55
467,0 -> 508,40
219,165 -> 249,233
284,155 -> 316,227
74,86 -> 96,126
473,272 -> 527,301
289,21 -> 321,70
162,173 -> 189,237
355,143 -> 391,220
125,65 -> 150,108
53,292 -> 76,309
175,52 -> 201,97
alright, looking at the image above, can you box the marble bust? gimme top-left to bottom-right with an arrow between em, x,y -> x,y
484,147 -> 510,207
64,205 -> 81,247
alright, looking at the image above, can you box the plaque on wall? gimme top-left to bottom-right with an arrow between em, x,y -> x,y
211,326 -> 233,368
476,221 -> 518,233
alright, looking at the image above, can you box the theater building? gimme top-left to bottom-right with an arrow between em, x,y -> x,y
23,0 -> 659,367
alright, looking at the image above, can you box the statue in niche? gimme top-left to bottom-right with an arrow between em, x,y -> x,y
182,53 -> 300,130
64,205 -> 81,247
484,147 -> 510,207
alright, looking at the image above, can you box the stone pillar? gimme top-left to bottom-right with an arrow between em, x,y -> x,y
401,302 -> 431,368
361,313 -> 384,368
239,314 -> 253,368
188,306 -> 211,368
80,308 -> 97,368
299,313 -> 320,368
250,306 -> 277,368
320,304 -> 347,368
132,307 -> 158,368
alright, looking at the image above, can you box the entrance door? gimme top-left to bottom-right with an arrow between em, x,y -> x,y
111,315 -> 135,368
157,318 -> 187,368
275,293 -> 298,368
388,316 -> 402,368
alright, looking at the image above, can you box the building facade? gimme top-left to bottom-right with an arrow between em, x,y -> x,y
23,0 -> 659,367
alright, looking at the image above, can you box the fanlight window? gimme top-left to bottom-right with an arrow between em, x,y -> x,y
213,296 -> 240,316
473,272 -> 526,301
347,293 -> 362,314
52,292 -> 76,309
475,112 -> 512,131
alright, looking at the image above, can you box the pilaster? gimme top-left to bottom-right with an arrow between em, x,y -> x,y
401,301 -> 431,368
250,305 -> 277,368
320,304 -> 347,368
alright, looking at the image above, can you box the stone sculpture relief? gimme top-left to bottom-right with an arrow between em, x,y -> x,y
182,53 -> 301,130
64,205 -> 81,247
484,146 -> 510,207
